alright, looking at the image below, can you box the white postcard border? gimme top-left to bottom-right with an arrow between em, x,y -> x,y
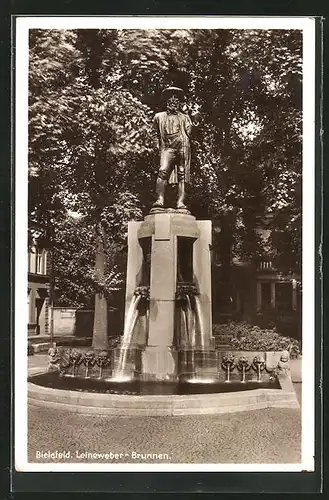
15,15 -> 316,473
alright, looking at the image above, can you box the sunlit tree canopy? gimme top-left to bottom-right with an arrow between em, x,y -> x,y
29,28 -> 302,307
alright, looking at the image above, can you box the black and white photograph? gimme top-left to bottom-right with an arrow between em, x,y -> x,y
15,16 -> 316,472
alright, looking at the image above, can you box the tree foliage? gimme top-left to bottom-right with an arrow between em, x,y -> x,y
28,28 -> 302,307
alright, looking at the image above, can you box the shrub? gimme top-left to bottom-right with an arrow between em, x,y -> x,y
108,336 -> 121,348
213,321 -> 301,359
55,336 -> 120,348
56,337 -> 92,347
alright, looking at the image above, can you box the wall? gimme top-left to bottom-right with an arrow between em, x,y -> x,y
53,307 -> 76,336
28,244 -> 50,336
75,309 -> 124,338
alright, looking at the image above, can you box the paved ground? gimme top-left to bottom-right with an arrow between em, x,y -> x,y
28,405 -> 301,464
27,354 -> 301,465
28,354 -> 49,374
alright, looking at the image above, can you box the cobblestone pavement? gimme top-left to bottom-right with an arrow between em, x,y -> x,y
28,405 -> 301,464
27,354 -> 301,465
28,354 -> 49,374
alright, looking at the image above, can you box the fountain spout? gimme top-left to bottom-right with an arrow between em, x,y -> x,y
112,286 -> 150,380
176,283 -> 204,350
194,295 -> 205,350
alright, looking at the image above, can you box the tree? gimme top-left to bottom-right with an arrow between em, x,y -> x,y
29,29 -> 154,347
178,29 -> 302,279
28,28 -> 302,331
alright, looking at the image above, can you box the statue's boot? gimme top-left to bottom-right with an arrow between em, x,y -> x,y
177,180 -> 187,209
153,177 -> 166,207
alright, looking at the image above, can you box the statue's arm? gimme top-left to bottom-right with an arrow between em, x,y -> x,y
184,115 -> 193,136
182,107 -> 200,136
183,111 -> 200,137
190,108 -> 201,126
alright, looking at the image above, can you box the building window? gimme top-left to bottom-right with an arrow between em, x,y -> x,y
35,249 -> 47,274
29,248 -> 36,273
43,251 -> 47,275
276,282 -> 293,311
29,246 -> 48,275
256,280 -> 276,311
36,251 -> 42,274
261,282 -> 271,310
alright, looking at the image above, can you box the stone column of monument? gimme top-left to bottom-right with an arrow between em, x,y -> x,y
122,211 -> 214,381
141,215 -> 177,379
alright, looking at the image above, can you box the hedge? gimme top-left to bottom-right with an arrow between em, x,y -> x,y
213,321 -> 301,359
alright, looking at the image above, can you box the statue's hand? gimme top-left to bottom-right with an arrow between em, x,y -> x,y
190,103 -> 200,118
191,105 -> 201,125
191,103 -> 200,114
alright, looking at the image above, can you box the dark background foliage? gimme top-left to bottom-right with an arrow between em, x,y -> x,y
28,29 -> 302,308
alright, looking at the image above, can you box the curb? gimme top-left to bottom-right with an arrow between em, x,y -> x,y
28,379 -> 300,417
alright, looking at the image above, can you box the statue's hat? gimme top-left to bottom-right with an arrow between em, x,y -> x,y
161,86 -> 185,102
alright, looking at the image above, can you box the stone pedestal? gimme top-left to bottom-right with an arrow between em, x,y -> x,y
141,347 -> 177,381
125,211 -> 213,380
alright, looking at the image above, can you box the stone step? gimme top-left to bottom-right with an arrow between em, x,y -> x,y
28,335 -> 51,344
214,335 -> 233,345
32,342 -> 52,353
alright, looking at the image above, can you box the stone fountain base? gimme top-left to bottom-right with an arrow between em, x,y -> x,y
28,347 -> 300,416
28,372 -> 299,416
124,212 -> 214,370
47,345 -> 295,383
141,346 -> 177,381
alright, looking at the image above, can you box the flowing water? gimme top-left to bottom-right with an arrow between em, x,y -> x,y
112,294 -> 141,380
194,295 -> 205,350
186,377 -> 216,384
180,305 -> 189,347
186,295 -> 196,348
113,290 -> 206,378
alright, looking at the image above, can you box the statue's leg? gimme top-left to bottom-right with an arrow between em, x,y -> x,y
153,149 -> 174,208
177,163 -> 187,209
177,181 -> 187,209
154,176 -> 167,207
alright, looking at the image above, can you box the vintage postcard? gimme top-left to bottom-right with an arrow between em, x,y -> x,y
14,16 -> 316,475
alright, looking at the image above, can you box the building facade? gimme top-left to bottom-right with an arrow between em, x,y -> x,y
28,244 -> 50,336
211,224 -> 301,340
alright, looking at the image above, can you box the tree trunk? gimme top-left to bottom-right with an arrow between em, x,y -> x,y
49,226 -> 55,344
92,222 -> 109,350
49,248 -> 55,344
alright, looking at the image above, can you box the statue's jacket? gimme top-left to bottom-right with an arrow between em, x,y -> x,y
153,111 -> 194,184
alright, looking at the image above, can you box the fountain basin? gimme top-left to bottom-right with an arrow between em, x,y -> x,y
29,371 -> 280,395
28,370 -> 299,416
